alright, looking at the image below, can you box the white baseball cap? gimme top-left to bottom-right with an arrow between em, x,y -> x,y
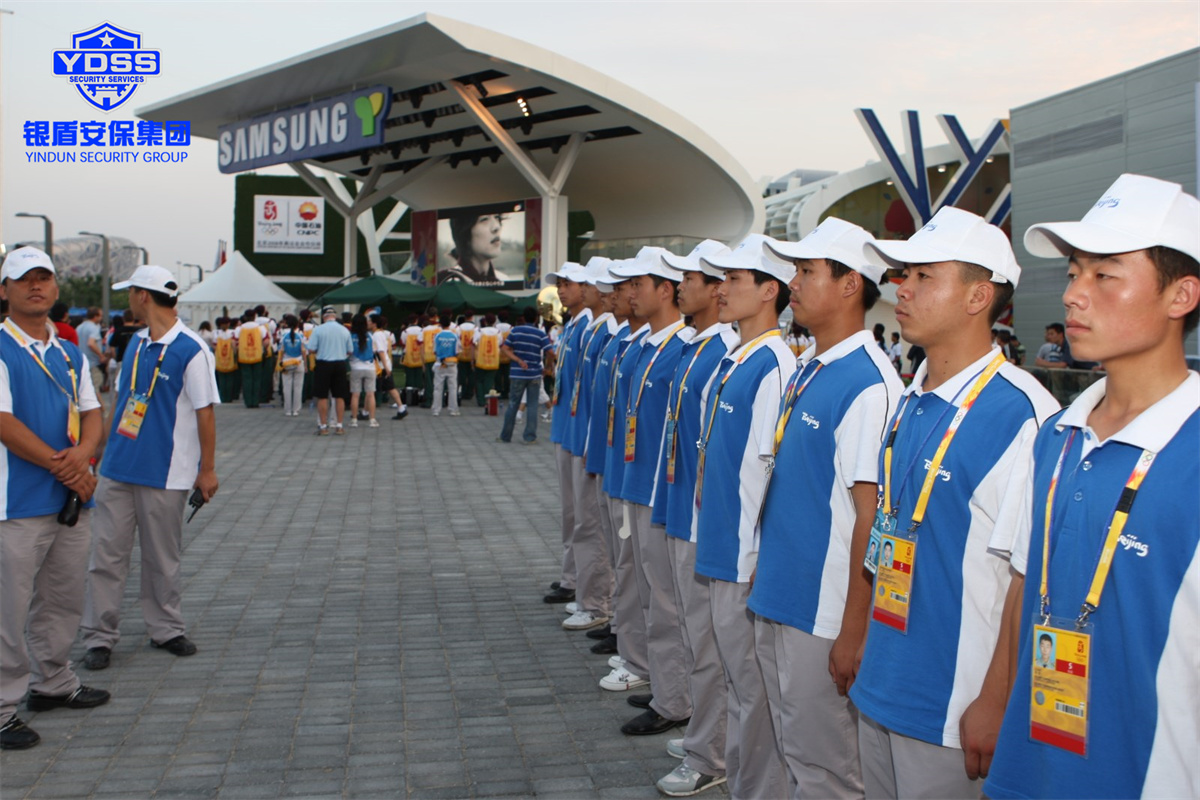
598,259 -> 631,288
582,257 -> 615,293
766,217 -> 885,284
864,206 -> 1021,286
610,246 -> 685,282
701,233 -> 797,284
662,239 -> 731,280
112,264 -> 182,297
544,261 -> 586,286
1024,173 -> 1200,263
1,246 -> 56,281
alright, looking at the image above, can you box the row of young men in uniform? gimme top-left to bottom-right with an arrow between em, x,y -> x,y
541,173 -> 1198,800
2,258 -> 221,751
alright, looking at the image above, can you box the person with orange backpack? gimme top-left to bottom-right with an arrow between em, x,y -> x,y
213,317 -> 239,403
474,313 -> 502,406
234,310 -> 267,409
457,308 -> 477,401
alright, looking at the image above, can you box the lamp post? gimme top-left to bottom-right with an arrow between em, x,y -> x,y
15,212 -> 52,261
79,231 -> 111,321
120,245 -> 149,265
181,262 -> 203,283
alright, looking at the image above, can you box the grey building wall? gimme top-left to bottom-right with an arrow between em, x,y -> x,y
1010,48 -> 1199,355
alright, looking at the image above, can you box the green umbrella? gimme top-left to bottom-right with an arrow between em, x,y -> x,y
321,275 -> 435,305
428,280 -> 514,312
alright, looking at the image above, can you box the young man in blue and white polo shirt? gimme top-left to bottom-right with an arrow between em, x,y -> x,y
561,258 -> 617,633
0,247 -> 110,751
692,234 -> 797,799
650,240 -> 738,797
750,219 -> 904,800
544,262 -> 590,605
81,265 -> 220,671
984,174 -> 1199,800
849,208 -> 1059,798
610,247 -> 694,736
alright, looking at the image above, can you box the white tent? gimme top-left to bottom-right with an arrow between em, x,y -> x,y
177,250 -> 301,326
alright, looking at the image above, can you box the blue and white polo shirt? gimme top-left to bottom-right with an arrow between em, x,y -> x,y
692,333 -> 794,583
584,318 -> 627,476
0,322 -> 101,520
550,309 -> 592,446
564,312 -> 613,458
620,319 -> 692,507
986,373 -> 1199,800
102,320 -> 220,491
650,323 -> 736,534
749,330 -> 903,637
850,346 -> 1059,748
602,324 -> 649,501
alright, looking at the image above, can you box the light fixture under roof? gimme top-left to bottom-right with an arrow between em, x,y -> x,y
517,96 -> 530,117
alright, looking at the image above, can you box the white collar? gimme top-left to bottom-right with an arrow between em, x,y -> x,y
625,322 -> 649,342
1057,372 -> 1199,453
801,329 -> 878,367
643,317 -> 686,346
2,319 -> 62,353
903,345 -> 1003,404
136,318 -> 187,346
727,329 -> 782,362
691,321 -> 734,343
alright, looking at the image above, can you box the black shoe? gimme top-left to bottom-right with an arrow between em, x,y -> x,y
26,685 -> 111,712
549,581 -> 561,591
82,647 -> 111,671
620,709 -> 688,736
0,715 -> 39,750
590,634 -> 618,655
393,410 -> 408,420
627,693 -> 653,709
542,586 -> 575,604
585,623 -> 612,640
150,635 -> 197,657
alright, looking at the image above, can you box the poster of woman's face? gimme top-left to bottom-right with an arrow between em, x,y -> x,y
435,201 -> 526,289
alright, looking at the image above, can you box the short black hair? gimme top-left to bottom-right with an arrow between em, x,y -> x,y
751,271 -> 790,315
1148,246 -> 1200,334
1046,322 -> 1065,335
439,315 -> 451,328
146,290 -> 178,309
522,307 -> 538,324
1039,633 -> 1052,646
957,262 -> 1013,326
50,302 -> 69,322
827,259 -> 882,311
648,274 -> 680,306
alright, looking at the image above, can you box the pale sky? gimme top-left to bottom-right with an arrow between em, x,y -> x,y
2,0 -> 1197,288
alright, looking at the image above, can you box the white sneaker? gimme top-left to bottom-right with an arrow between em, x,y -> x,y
607,655 -> 625,670
563,611 -> 609,631
368,419 -> 379,428
656,764 -> 726,797
515,410 -> 524,421
666,738 -> 686,759
563,601 -> 579,614
349,419 -> 358,428
450,410 -> 461,416
599,665 -> 648,692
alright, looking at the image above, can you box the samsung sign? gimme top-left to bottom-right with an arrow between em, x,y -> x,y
217,86 -> 391,174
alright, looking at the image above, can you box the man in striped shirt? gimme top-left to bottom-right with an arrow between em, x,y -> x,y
499,306 -> 553,444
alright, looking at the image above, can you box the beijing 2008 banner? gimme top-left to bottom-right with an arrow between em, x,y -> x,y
253,195 -> 325,254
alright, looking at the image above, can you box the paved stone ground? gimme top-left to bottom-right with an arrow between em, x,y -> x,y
1,398 -> 726,799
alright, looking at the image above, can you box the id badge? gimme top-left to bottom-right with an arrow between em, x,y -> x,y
116,392 -> 149,440
624,416 -> 637,463
870,530 -> 916,633
1029,617 -> 1092,757
607,406 -> 616,448
570,385 -> 580,416
864,510 -> 894,575
664,418 -> 677,484
67,401 -> 81,446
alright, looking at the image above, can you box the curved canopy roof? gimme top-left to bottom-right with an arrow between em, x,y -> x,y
139,13 -> 763,243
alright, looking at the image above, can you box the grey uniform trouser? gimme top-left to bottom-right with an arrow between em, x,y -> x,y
611,500 -> 649,678
756,617 -> 864,800
857,713 -> 979,800
0,511 -> 91,720
81,477 -> 189,649
554,444 -> 576,591
629,504 -> 691,721
669,535 -> 726,777
570,457 -> 612,617
710,578 -> 788,800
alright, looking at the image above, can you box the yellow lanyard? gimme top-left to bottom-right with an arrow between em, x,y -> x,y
669,336 -> 716,422
698,330 -> 781,451
882,351 -> 1006,530
554,316 -> 583,381
607,326 -> 645,405
573,318 -> 607,394
771,360 -> 824,458
1040,429 -> 1156,627
627,320 -> 687,417
3,319 -> 79,406
128,336 -> 169,399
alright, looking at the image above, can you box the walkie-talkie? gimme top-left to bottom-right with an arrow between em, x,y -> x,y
186,488 -> 206,523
